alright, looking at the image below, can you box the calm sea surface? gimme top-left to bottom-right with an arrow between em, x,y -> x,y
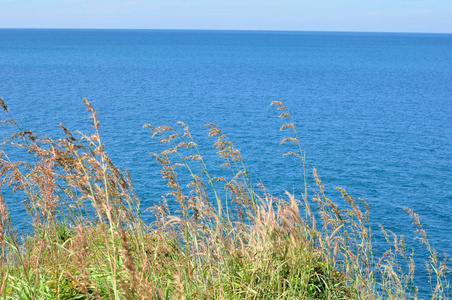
1,29 -> 451,294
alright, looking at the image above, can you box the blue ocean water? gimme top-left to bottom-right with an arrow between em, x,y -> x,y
1,29 -> 451,294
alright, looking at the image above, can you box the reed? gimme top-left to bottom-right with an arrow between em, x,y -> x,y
0,97 -> 450,299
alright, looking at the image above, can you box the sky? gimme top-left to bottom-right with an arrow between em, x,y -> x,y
0,0 -> 451,33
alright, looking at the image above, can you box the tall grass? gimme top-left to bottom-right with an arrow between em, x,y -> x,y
0,97 -> 450,299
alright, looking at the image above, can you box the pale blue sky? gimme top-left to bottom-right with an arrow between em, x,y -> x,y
1,0 -> 451,33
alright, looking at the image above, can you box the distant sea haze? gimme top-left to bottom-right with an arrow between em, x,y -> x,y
1,29 -> 451,295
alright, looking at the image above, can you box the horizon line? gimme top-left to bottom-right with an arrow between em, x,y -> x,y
1,27 -> 451,35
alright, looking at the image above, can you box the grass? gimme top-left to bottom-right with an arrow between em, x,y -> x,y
0,97 -> 450,299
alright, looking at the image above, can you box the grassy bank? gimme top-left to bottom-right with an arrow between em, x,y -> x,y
0,97 -> 450,299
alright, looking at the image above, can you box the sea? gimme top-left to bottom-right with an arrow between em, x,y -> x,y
1,29 -> 451,295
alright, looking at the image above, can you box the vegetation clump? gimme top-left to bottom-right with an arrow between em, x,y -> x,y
0,97 -> 450,299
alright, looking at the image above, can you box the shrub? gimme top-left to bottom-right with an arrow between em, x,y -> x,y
0,97 -> 450,299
